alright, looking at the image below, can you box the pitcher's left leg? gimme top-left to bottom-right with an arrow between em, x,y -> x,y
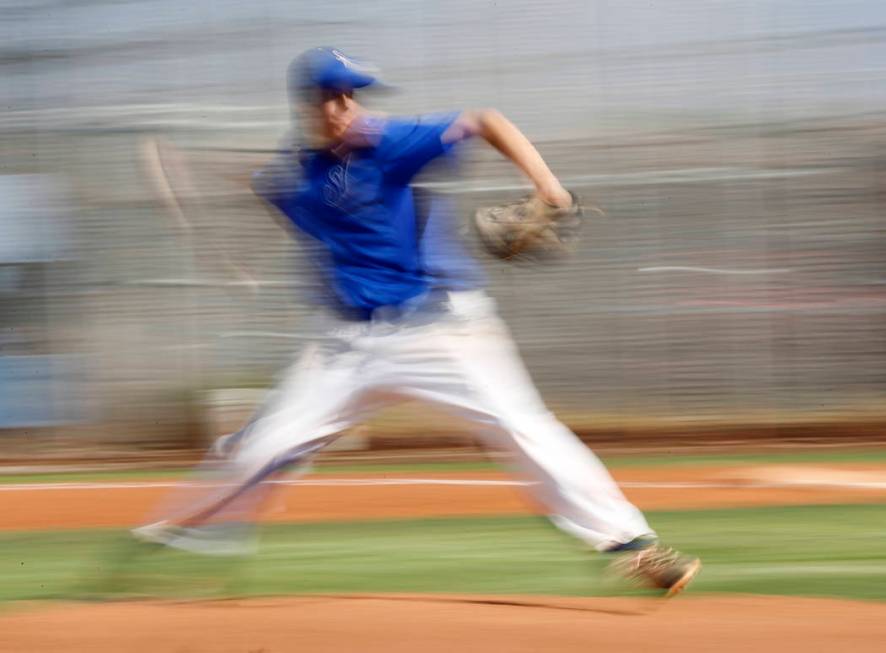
399,312 -> 652,551
438,318 -> 701,596
394,309 -> 700,595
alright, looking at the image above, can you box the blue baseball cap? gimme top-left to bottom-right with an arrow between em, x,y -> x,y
289,47 -> 380,101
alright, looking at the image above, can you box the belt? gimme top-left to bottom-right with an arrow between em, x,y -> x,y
335,289 -> 480,324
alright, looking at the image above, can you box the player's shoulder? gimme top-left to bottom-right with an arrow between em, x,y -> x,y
382,111 -> 461,132
373,111 -> 461,149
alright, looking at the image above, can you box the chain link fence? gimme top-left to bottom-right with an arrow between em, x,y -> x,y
2,1 -> 885,454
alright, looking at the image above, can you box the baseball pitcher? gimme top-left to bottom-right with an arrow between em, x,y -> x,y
135,47 -> 700,597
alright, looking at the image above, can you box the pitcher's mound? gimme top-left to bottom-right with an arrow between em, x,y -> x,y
4,594 -> 884,652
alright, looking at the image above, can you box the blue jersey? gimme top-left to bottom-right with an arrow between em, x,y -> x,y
253,113 -> 484,318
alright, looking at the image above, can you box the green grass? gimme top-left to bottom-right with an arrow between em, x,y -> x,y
1,504 -> 886,604
0,469 -> 188,485
2,448 -> 886,485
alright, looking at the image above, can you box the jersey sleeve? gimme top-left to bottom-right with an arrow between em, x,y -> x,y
251,135 -> 302,212
381,112 -> 466,182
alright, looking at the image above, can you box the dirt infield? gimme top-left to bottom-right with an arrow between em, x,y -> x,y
4,594 -> 886,653
2,464 -> 886,531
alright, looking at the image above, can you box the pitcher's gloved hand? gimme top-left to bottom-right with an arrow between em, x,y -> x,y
473,191 -> 595,262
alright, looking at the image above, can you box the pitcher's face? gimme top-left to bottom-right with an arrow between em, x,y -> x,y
298,90 -> 359,147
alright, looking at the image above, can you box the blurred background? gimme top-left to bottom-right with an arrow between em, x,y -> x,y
2,0 -> 885,462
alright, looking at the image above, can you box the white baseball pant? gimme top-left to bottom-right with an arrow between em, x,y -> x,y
157,290 -> 653,551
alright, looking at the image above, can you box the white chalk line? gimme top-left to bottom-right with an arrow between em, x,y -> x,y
2,478 -> 886,492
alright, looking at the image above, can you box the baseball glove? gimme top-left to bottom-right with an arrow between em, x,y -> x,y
473,191 -> 589,262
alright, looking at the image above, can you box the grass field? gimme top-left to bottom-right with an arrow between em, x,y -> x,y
2,504 -> 885,604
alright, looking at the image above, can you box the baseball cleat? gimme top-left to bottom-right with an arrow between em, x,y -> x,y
609,543 -> 701,598
132,520 -> 254,556
131,520 -> 176,546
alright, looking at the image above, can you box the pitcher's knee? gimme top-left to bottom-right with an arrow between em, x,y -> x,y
495,410 -> 576,445
236,432 -> 334,476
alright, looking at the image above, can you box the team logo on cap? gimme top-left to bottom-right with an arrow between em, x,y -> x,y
330,49 -> 378,76
330,49 -> 355,68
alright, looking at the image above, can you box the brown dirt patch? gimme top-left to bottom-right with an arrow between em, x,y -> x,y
2,464 -> 886,531
3,594 -> 885,652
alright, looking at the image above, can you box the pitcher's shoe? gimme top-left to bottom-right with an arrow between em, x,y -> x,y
131,520 -> 177,546
608,538 -> 701,598
131,520 -> 253,556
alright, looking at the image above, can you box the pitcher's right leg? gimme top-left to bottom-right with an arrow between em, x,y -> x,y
134,339 -> 387,553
